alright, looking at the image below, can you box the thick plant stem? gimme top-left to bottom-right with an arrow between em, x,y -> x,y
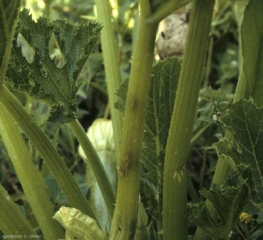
194,78 -> 248,240
0,0 -> 20,86
0,184 -> 35,236
163,0 -> 215,239
95,0 -> 123,152
0,103 -> 64,240
69,119 -> 115,218
194,2 -> 251,239
0,86 -> 95,219
109,3 -> 158,240
193,156 -> 233,240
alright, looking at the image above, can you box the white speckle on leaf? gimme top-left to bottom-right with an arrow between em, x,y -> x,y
213,114 -> 217,121
173,168 -> 184,182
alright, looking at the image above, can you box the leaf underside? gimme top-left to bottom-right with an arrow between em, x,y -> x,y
53,207 -> 105,240
6,9 -> 101,123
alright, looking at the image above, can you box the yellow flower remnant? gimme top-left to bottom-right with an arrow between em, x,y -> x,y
239,212 -> 253,224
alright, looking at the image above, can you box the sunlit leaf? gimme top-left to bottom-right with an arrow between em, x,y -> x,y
53,206 -> 105,240
6,9 -> 101,123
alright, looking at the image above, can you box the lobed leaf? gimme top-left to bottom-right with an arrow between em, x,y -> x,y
188,165 -> 249,240
217,99 -> 263,209
6,9 -> 101,123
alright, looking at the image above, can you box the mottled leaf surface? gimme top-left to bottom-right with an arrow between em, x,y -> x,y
216,99 -> 263,209
7,9 -> 101,122
0,0 -> 20,84
142,57 -> 180,188
188,166 -> 249,240
141,57 -> 181,227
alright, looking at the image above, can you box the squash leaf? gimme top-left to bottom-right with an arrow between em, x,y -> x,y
6,9 -> 101,123
216,99 -> 263,209
141,57 -> 180,219
188,165 -> 249,240
53,206 -> 105,240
